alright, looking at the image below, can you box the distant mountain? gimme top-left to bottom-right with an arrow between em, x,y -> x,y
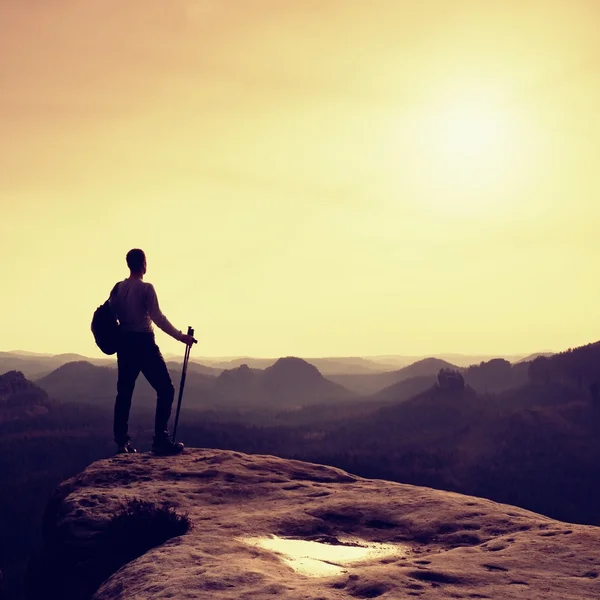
5,350 -> 54,356
529,341 -> 600,389
210,357 -> 355,407
1,349 -> 223,381
364,353 -> 533,368
304,357 -> 393,375
273,374 -> 437,427
327,378 -> 581,460
166,361 -> 222,378
194,356 -> 391,375
201,357 -> 277,370
516,352 -> 554,364
263,373 -> 445,427
211,364 -> 264,404
36,362 -> 117,404
280,357 -> 531,430
0,354 -> 45,378
329,357 -> 458,395
396,357 -> 457,378
34,357 -> 354,411
3,349 -> 550,384
371,374 -> 438,403
264,357 -> 354,404
334,357 -> 532,397
0,352 -> 114,379
51,353 -> 89,361
463,358 -> 530,393
364,384 -> 481,446
0,370 -> 50,421
36,361 -> 216,408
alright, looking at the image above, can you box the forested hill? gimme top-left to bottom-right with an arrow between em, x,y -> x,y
528,341 -> 600,388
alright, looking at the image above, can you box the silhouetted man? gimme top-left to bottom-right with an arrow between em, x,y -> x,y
109,249 -> 196,455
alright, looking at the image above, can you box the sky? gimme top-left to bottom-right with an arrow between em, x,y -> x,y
1,0 -> 600,358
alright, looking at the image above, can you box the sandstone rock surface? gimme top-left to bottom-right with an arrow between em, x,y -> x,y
33,449 -> 600,599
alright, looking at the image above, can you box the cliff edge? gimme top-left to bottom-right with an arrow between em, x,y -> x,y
28,449 -> 600,599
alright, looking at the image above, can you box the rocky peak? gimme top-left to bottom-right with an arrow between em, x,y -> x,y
0,370 -> 29,394
0,370 -> 48,406
215,364 -> 261,390
28,449 -> 600,600
264,356 -> 323,384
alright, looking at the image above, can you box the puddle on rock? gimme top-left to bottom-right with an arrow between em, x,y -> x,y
243,535 -> 408,577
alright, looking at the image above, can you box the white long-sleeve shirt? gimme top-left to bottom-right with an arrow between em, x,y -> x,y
109,278 -> 184,341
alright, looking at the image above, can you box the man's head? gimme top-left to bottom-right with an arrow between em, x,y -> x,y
126,248 -> 147,276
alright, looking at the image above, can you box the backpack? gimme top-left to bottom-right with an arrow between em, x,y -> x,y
91,283 -> 121,355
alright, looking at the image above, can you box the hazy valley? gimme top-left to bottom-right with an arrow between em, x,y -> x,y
4,342 -> 600,598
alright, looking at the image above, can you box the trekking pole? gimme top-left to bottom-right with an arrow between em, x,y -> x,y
173,326 -> 194,442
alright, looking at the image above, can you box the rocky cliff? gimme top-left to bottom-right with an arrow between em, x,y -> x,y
0,370 -> 50,421
28,449 -> 600,599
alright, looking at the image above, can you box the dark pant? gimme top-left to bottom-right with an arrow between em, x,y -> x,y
114,332 -> 175,445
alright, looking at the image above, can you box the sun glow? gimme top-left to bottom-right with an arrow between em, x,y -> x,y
435,101 -> 514,166
392,84 -> 534,215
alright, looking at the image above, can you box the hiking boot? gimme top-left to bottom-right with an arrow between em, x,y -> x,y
152,437 -> 185,456
116,441 -> 137,454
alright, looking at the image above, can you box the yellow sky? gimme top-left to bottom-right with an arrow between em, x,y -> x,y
1,0 -> 600,358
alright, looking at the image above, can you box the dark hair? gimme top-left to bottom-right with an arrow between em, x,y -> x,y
126,249 -> 146,273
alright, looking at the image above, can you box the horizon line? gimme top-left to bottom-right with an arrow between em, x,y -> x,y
3,348 -> 557,360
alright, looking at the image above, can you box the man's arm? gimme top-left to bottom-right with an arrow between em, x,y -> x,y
146,284 -> 184,341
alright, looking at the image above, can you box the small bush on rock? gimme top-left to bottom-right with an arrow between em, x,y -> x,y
102,498 -> 192,572
103,498 -> 192,565
27,499 -> 192,600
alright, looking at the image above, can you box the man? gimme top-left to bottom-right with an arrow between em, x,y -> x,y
109,248 -> 197,455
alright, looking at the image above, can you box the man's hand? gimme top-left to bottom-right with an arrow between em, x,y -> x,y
181,333 -> 197,346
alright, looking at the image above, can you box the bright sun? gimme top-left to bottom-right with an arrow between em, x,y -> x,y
426,96 -> 521,188
437,103 -> 512,165
400,87 -> 529,214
